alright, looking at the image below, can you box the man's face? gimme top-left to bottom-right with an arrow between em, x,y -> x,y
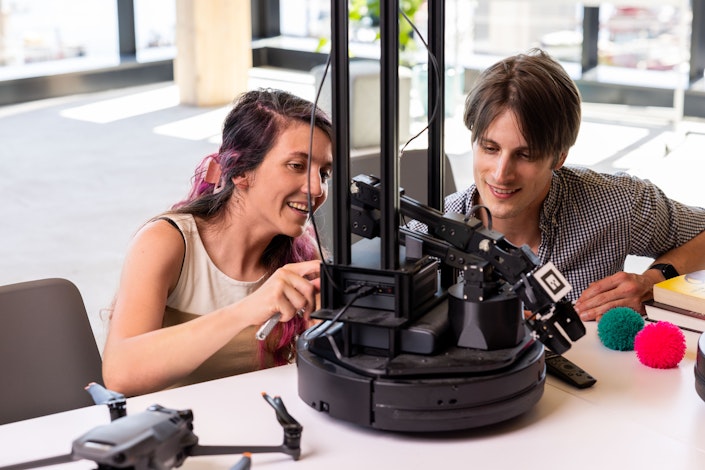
472,109 -> 562,224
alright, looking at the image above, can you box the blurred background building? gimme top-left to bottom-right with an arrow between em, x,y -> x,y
0,0 -> 703,115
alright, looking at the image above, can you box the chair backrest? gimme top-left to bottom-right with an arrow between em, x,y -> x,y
0,278 -> 103,425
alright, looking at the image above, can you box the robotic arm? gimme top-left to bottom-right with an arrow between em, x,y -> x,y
348,174 -> 585,353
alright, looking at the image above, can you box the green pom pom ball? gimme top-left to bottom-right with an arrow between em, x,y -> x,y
597,307 -> 645,351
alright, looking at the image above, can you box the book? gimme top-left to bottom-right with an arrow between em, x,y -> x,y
652,270 -> 705,315
644,300 -> 705,333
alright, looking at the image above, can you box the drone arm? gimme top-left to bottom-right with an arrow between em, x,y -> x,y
0,454 -> 74,470
189,443 -> 300,460
189,392 -> 302,461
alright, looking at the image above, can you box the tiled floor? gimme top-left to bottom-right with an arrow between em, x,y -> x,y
1,68 -> 704,352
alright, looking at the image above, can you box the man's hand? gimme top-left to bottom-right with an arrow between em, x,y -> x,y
573,270 -> 662,321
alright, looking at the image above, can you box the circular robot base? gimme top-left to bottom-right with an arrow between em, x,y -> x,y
297,332 -> 545,432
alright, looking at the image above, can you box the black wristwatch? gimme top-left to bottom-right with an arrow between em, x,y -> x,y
649,263 -> 679,280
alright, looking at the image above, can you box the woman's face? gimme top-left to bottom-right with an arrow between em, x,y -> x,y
239,122 -> 333,238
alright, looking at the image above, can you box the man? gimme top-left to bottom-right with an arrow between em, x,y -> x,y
444,48 -> 705,321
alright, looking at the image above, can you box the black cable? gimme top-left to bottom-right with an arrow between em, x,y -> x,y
306,52 -> 344,293
398,8 -> 442,158
313,284 -> 377,337
466,204 -> 493,230
307,52 -> 332,260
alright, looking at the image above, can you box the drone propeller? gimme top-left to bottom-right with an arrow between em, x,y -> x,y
261,392 -> 301,429
85,382 -> 127,421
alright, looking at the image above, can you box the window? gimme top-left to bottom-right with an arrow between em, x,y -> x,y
134,0 -> 176,62
0,0 -> 119,80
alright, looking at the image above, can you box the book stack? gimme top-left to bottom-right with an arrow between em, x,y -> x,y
646,270 -> 705,333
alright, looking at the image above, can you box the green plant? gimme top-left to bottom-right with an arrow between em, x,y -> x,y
350,0 -> 424,51
317,0 -> 424,53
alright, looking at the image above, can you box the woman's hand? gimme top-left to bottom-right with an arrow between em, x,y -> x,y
239,260 -> 321,325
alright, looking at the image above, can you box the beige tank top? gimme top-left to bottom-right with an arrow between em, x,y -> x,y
160,214 -> 274,388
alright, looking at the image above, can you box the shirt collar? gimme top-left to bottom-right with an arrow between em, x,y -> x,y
541,170 -> 563,228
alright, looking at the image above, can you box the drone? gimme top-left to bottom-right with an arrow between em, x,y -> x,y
1,383 -> 302,470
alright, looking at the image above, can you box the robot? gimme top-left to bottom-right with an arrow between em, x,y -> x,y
298,174 -> 586,432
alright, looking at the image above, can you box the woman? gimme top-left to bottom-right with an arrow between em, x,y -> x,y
102,89 -> 333,396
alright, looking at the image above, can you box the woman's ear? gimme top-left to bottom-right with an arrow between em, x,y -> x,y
232,175 -> 250,190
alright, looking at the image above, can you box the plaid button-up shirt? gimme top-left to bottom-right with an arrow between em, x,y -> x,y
428,166 -> 705,301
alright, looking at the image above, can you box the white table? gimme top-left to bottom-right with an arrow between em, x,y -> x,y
2,322 -> 705,470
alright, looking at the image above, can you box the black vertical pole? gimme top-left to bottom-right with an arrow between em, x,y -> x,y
380,0 -> 400,270
116,0 -> 136,62
427,0 -> 445,210
690,0 -> 705,85
581,6 -> 599,74
331,0 -> 351,265
250,0 -> 281,39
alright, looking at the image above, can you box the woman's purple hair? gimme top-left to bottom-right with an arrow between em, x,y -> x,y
172,88 -> 333,366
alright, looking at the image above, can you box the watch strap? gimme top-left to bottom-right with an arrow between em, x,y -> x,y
649,263 -> 679,280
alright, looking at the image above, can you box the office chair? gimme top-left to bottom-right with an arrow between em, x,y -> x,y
0,278 -> 104,425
